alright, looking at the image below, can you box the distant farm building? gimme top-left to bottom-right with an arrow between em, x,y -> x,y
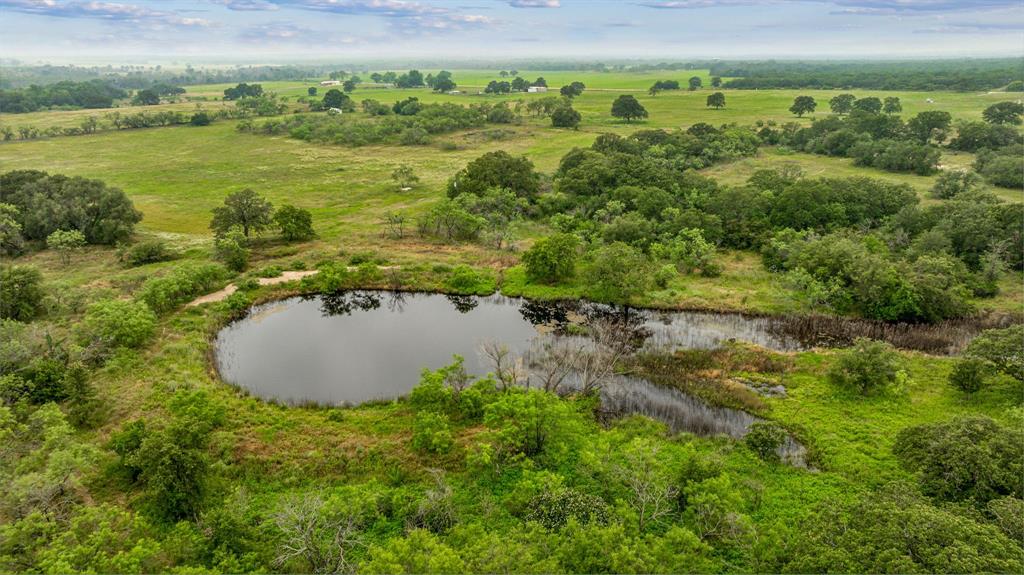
327,108 -> 343,115
320,80 -> 341,86
527,86 -> 548,93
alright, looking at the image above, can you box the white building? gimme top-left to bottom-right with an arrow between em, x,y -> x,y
527,86 -> 548,93
320,80 -> 341,87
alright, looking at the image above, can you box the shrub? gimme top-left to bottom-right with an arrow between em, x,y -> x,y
893,416 -> 1023,505
653,264 -> 677,288
522,233 -> 579,284
121,240 -> 172,267
583,242 -> 651,304
525,489 -> 609,529
827,338 -> 902,395
82,299 -> 158,348
445,265 -> 490,294
551,106 -> 581,129
137,263 -> 228,314
930,170 -> 983,199
46,229 -> 86,265
964,325 -> 1023,381
0,265 -> 45,321
948,357 -> 989,395
744,421 -> 787,463
411,412 -> 454,454
213,231 -> 249,272
274,204 -> 315,241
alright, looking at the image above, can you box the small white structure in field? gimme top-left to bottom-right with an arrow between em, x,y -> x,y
447,90 -> 461,95
327,107 -> 343,115
320,80 -> 341,86
527,86 -> 547,93
926,98 -> 935,104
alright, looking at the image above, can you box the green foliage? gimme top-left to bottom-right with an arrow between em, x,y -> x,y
0,170 -> 142,244
930,169 -> 983,199
444,265 -> 492,294
121,239 -> 172,267
786,483 -> 1024,573
893,416 -> 1023,505
46,229 -> 86,265
483,389 -> 581,461
412,411 -> 454,454
705,92 -> 725,109
210,188 -> 274,238
0,265 -> 45,321
948,357 -> 989,395
522,233 -> 579,284
136,263 -> 228,314
525,489 -> 609,529
82,299 -> 157,349
610,95 -> 648,122
651,228 -> 719,276
583,242 -> 651,304
983,101 -> 1024,125
744,421 -> 786,463
789,95 -> 816,116
964,325 -> 1024,381
828,338 -> 903,395
213,230 -> 249,272
273,204 -> 315,241
447,151 -> 540,201
0,203 -> 24,256
551,105 -> 581,128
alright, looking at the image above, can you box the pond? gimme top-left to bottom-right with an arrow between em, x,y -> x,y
214,290 -> 803,407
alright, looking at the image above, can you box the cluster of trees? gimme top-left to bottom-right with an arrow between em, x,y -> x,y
0,170 -> 142,255
773,99 -> 1024,181
209,189 -> 315,271
647,80 -> 680,95
484,76 -> 547,94
222,82 -> 264,100
713,58 -> 1024,91
0,79 -> 127,113
245,99 -> 514,147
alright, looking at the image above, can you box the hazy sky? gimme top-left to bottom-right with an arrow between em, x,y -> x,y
1,0 -> 1022,63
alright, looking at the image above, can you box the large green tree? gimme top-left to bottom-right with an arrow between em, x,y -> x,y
789,95 -> 816,117
611,95 -> 648,123
210,189 -> 274,237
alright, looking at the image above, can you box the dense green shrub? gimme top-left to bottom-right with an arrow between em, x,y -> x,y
827,338 -> 902,395
522,233 -> 579,284
525,489 -> 609,529
963,325 -> 1024,381
136,263 -> 228,314
121,240 -> 172,267
447,151 -> 541,201
0,265 -> 45,321
273,204 -> 315,241
583,242 -> 651,304
213,231 -> 249,272
893,416 -> 1023,505
744,421 -> 787,463
412,412 -> 454,454
948,357 -> 989,395
82,299 -> 157,349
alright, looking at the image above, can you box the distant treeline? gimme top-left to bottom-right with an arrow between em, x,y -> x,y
711,59 -> 1023,91
0,64 -> 323,91
0,80 -> 128,113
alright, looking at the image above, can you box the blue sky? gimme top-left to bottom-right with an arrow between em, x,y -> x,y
1,0 -> 1022,63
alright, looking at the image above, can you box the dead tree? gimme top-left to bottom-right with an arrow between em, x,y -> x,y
273,493 -> 362,574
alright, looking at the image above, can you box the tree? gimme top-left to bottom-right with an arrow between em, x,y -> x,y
789,95 -> 817,117
274,204 -> 315,241
583,242 -> 651,304
392,165 -> 420,189
432,71 -> 456,93
907,110 -> 952,143
744,421 -> 787,463
210,189 -> 274,238
688,76 -> 702,91
827,338 -> 902,395
853,96 -> 882,114
522,233 -> 579,284
982,101 -> 1024,125
559,81 -> 585,98
883,96 -> 902,114
949,357 -> 988,395
706,92 -> 725,109
447,151 -> 540,200
342,79 -> 357,93
611,95 -> 648,123
485,80 -> 512,94
510,77 -> 529,92
893,416 -> 1023,505
82,299 -> 157,348
533,77 -> 547,87
551,105 -> 581,128
0,203 -> 24,256
131,89 -> 159,106
322,88 -> 348,109
307,87 -> 317,97
272,493 -> 362,574
930,169 -> 983,199
189,111 -> 212,126
0,265 -> 44,321
46,229 -> 86,265
711,76 -> 722,88
829,93 -> 856,115
613,439 -> 678,531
